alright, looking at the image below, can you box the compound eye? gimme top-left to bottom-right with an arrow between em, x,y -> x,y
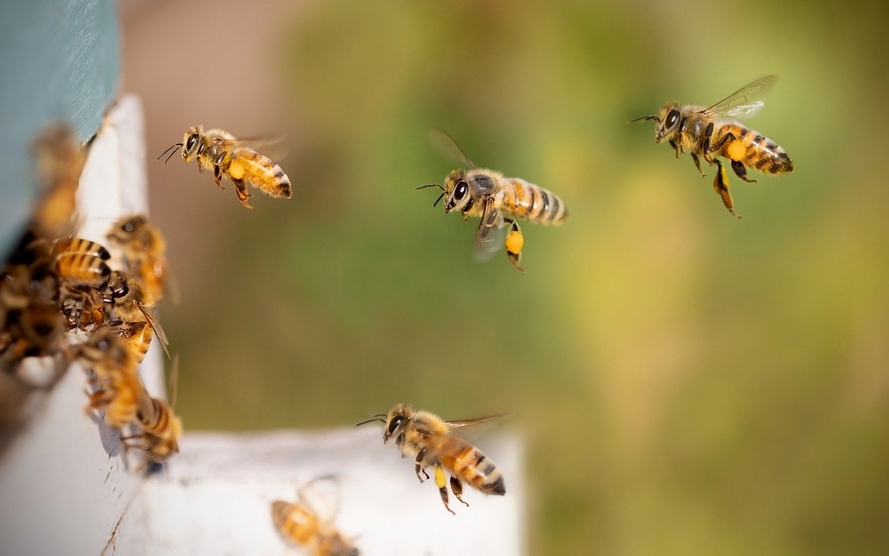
453,180 -> 468,201
185,133 -> 199,153
665,109 -> 680,128
122,220 -> 137,233
387,415 -> 403,436
96,338 -> 110,351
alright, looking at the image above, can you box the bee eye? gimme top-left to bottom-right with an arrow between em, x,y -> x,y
387,415 -> 403,436
453,181 -> 468,201
122,220 -> 136,233
665,109 -> 680,128
185,134 -> 199,153
96,339 -> 110,351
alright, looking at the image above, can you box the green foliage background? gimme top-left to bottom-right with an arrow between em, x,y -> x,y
150,1 -> 889,553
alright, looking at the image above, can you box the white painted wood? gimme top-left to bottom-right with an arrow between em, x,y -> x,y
141,428 -> 525,556
0,94 -> 160,556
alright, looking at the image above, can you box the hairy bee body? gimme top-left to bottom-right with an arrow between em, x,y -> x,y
371,403 -> 506,514
76,329 -> 144,429
132,395 -> 181,462
169,126 -> 292,210
107,215 -> 169,302
422,131 -> 569,272
631,76 -> 793,218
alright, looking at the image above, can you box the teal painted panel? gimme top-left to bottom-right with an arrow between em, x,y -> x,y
0,0 -> 120,258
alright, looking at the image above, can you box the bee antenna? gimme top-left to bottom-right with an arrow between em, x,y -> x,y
626,115 -> 659,125
432,191 -> 445,208
158,143 -> 184,163
355,417 -> 386,427
414,183 -> 444,191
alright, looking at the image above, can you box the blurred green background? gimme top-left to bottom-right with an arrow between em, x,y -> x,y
123,0 -> 889,553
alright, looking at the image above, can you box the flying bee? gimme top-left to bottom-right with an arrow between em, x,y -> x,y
417,130 -> 568,272
629,75 -> 793,219
271,476 -> 360,556
159,126 -> 292,210
358,403 -> 506,515
106,215 -> 172,303
99,271 -> 169,359
74,328 -> 145,429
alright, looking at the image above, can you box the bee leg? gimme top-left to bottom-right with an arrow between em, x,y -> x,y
231,177 -> 254,210
712,159 -> 741,220
504,219 -> 526,273
730,159 -> 757,183
415,447 -> 430,483
450,475 -> 469,507
691,153 -> 706,178
212,165 -> 226,190
669,139 -> 681,159
434,464 -> 455,515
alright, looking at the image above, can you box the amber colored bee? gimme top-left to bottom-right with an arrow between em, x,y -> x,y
53,238 -> 111,288
629,75 -> 793,219
271,477 -> 359,556
159,126 -> 292,210
417,130 -> 568,272
99,271 -> 169,359
0,263 -> 65,370
358,403 -> 506,514
75,328 -> 144,429
126,355 -> 182,462
30,124 -> 82,240
106,215 -> 171,303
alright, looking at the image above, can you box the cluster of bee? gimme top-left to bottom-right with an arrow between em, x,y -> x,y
0,125 -> 180,464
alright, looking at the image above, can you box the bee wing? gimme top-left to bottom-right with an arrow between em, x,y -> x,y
701,75 -> 778,120
446,413 -> 510,429
296,475 -> 342,523
429,129 -> 476,169
140,305 -> 170,359
210,135 -> 288,160
472,197 -> 507,262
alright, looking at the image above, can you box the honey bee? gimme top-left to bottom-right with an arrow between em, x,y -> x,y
30,124 -> 82,240
126,355 -> 182,462
99,271 -> 169,359
159,126 -> 292,210
75,328 -> 144,429
53,238 -> 111,287
358,403 -> 506,514
629,75 -> 793,219
0,263 -> 65,369
417,130 -> 568,272
106,215 -> 171,303
271,477 -> 359,556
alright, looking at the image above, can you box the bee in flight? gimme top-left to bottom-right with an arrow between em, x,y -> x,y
629,75 -> 793,219
271,476 -> 360,556
158,126 -> 292,210
416,130 -> 568,272
357,403 -> 506,514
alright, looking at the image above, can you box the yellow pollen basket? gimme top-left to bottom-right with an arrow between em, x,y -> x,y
434,466 -> 447,488
228,159 -> 245,180
726,140 -> 746,162
505,230 -> 524,254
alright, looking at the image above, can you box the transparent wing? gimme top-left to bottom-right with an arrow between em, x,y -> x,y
140,304 -> 170,358
210,134 -> 288,159
429,129 -> 476,169
296,474 -> 342,523
702,75 -> 778,120
472,197 -> 507,262
446,413 -> 510,429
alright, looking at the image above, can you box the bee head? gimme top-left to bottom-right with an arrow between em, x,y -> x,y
654,102 -> 682,144
442,170 -> 472,214
181,126 -> 204,162
382,403 -> 413,444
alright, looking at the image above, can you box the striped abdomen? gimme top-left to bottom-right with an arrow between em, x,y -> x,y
271,501 -> 319,547
56,238 -> 111,260
231,149 -> 292,198
438,436 -> 506,496
500,178 -> 568,224
718,124 -> 793,174
55,253 -> 110,286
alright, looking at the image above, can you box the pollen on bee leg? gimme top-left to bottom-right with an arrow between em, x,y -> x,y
725,140 -> 746,162
228,159 -> 245,180
434,466 -> 447,489
505,230 -> 524,255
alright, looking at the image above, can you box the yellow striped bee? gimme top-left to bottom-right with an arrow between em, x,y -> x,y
271,476 -> 359,556
106,215 -> 172,303
358,403 -> 506,515
629,75 -> 793,218
417,130 -> 568,272
159,126 -> 292,210
127,356 -> 182,463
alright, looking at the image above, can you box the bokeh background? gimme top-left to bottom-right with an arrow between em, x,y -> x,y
122,0 -> 889,553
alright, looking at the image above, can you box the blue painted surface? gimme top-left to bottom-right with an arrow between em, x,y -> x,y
0,0 -> 120,258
